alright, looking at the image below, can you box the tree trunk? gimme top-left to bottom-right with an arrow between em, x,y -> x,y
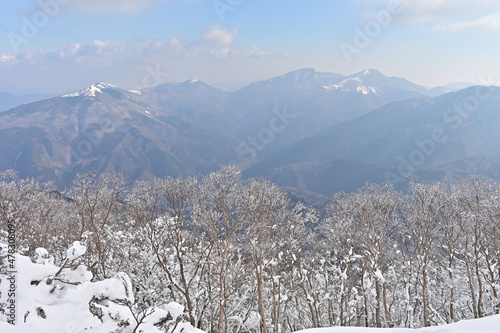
256,266 -> 267,333
270,264 -> 280,333
383,282 -> 393,327
217,256 -> 226,333
448,258 -> 455,323
340,287 -> 346,326
422,265 -> 429,327
465,258 -> 479,318
362,272 -> 369,327
375,279 -> 382,328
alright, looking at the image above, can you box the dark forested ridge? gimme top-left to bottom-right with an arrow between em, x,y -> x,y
1,167 -> 499,332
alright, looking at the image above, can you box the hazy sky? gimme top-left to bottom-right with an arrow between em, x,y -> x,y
1,0 -> 499,93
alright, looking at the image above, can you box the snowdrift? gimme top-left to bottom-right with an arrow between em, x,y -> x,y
0,242 -> 201,333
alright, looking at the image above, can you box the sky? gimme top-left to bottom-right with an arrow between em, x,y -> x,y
0,0 -> 499,94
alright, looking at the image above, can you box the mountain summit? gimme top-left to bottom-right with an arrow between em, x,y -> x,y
61,82 -> 122,98
0,81 -> 239,187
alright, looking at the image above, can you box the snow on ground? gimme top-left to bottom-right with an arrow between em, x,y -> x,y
2,312 -> 500,333
296,314 -> 500,333
0,244 -> 202,333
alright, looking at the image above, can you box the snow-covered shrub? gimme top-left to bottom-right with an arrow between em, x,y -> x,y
0,242 -> 203,333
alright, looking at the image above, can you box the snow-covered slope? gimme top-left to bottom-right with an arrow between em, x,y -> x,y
322,76 -> 379,95
296,314 -> 500,333
246,85 -> 500,194
61,82 -> 121,98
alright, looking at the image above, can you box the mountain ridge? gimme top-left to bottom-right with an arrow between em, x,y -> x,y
245,85 -> 500,194
1,69 -> 497,198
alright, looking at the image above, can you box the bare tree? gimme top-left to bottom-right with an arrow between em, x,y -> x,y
324,192 -> 365,327
435,181 -> 462,323
158,177 -> 203,327
405,181 -> 443,327
68,171 -> 127,279
191,166 -> 254,333
348,184 -> 401,327
482,179 -> 500,315
280,203 -> 320,329
324,184 -> 402,328
244,178 -> 290,333
451,177 -> 500,318
0,170 -> 65,253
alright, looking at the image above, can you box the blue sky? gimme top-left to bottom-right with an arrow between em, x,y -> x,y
1,0 -> 499,93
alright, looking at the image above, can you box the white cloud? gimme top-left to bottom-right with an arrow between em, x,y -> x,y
51,43 -> 81,62
0,54 -> 19,69
433,14 -> 500,32
202,25 -> 237,46
358,0 -> 500,27
210,47 -> 231,60
208,45 -> 270,60
240,45 -> 271,58
5,25 -> 268,66
17,49 -> 48,64
0,55 -> 17,63
0,24 -> 271,92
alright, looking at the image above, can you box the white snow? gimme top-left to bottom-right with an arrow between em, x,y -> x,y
295,314 -> 500,333
128,89 -> 142,95
61,82 -> 118,98
34,248 -> 49,264
164,302 -> 185,319
0,244 -> 201,333
356,86 -> 377,95
374,268 -> 385,283
322,78 -> 377,94
66,241 -> 86,260
2,307 -> 499,333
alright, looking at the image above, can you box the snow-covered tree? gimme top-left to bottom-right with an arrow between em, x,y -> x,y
67,172 -> 127,279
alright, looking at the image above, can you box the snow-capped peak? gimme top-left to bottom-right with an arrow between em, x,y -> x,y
290,68 -> 318,78
61,82 -> 119,98
356,85 -> 378,95
357,69 -> 382,77
322,77 -> 378,95
190,78 -> 199,83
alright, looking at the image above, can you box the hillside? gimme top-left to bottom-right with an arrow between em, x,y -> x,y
246,86 -> 500,194
0,83 -> 239,188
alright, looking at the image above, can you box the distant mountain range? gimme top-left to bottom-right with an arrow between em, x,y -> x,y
0,69 -> 495,203
245,85 -> 500,195
0,91 -> 58,112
